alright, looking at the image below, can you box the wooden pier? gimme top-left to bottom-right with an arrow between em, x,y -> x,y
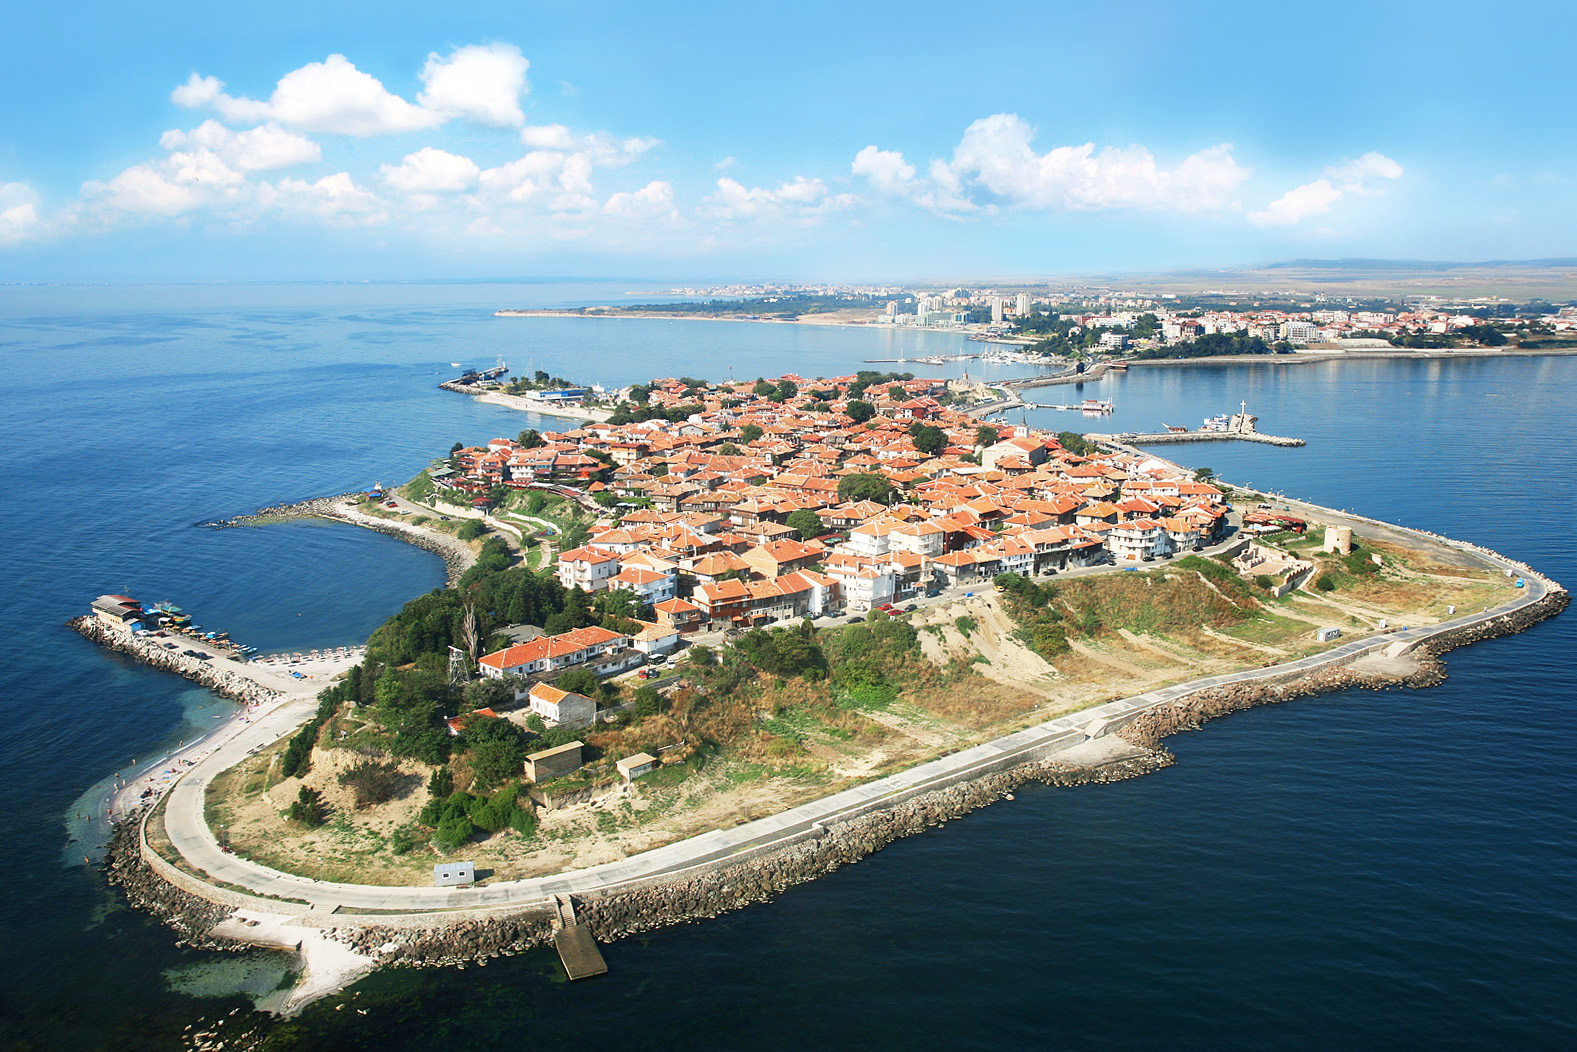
552,894 -> 608,980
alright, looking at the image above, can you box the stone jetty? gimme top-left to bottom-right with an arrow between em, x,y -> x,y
67,616 -> 282,706
230,493 -> 476,585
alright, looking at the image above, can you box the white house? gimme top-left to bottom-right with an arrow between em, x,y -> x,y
526,682 -> 597,729
556,545 -> 623,592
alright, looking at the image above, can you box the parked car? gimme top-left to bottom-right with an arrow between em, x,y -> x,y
902,604 -> 917,613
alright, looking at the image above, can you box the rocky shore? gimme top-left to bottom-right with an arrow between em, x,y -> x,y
67,616 -> 282,706
91,523 -> 1570,998
330,750 -> 1176,968
1116,586 -> 1568,750
103,816 -> 236,950
239,494 -> 475,585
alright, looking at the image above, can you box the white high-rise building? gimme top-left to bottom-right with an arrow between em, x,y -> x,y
1016,293 -> 1030,316
991,297 -> 1004,324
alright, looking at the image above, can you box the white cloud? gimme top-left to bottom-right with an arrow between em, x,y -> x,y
82,164 -> 206,216
602,181 -> 677,220
1328,151 -> 1403,188
1248,179 -> 1343,228
260,172 -> 385,222
852,146 -> 915,195
160,120 -> 320,172
702,176 -> 855,221
0,182 -> 42,244
1250,151 -> 1402,228
854,114 -> 1250,216
477,128 -> 661,215
380,147 -> 480,192
174,55 -> 436,136
518,124 -> 658,165
417,43 -> 529,127
171,73 -> 223,109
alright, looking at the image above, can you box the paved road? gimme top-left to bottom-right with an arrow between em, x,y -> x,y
146,519 -> 1556,916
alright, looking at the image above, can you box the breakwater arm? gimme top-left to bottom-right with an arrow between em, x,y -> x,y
67,616 -> 283,707
243,494 -> 476,586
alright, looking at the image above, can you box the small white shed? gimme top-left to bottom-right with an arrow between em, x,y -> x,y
433,860 -> 475,887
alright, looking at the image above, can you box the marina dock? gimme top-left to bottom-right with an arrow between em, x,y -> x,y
1091,430 -> 1305,447
552,895 -> 608,980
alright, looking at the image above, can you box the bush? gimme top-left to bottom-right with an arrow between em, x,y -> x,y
457,519 -> 488,541
1315,574 -> 1336,592
390,828 -> 415,855
1254,574 -> 1275,591
338,758 -> 403,808
287,786 -> 324,827
434,812 -> 474,851
954,615 -> 979,635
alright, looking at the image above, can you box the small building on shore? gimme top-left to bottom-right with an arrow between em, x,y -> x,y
91,595 -> 144,634
524,741 -> 584,783
433,860 -> 475,887
616,752 -> 658,782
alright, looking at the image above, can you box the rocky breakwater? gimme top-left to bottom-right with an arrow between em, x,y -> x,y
103,815 -> 235,949
67,616 -> 282,706
240,494 -> 475,586
329,750 -> 1175,970
1115,585 -> 1569,750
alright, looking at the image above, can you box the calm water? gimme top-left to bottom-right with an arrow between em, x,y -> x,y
0,286 -> 1572,1051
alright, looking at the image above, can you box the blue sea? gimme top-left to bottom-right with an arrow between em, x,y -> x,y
1,284 -> 1572,1051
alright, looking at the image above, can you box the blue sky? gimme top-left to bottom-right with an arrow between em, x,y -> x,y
2,0 -> 1574,282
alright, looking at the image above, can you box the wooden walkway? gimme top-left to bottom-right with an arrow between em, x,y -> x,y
553,894 -> 608,980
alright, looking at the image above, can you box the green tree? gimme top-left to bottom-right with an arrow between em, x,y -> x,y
1193,467 -> 1216,483
739,424 -> 764,444
845,400 -> 876,423
338,758 -> 403,808
462,718 -> 531,790
287,786 -> 325,826
837,473 -> 896,504
753,379 -> 777,398
553,667 -> 601,699
633,684 -> 663,717
457,518 -> 488,541
774,379 -> 798,402
516,429 -> 544,448
975,425 -> 1000,448
911,425 -> 947,456
462,676 -> 517,712
717,442 -> 742,456
786,509 -> 825,540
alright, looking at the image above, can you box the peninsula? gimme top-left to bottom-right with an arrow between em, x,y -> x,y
93,369 -> 1567,1014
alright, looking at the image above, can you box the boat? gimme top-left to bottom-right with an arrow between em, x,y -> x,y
1163,424 -> 1189,433
450,362 -> 462,368
1080,398 -> 1114,413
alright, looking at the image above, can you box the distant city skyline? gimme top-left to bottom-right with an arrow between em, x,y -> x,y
2,0 -> 1574,282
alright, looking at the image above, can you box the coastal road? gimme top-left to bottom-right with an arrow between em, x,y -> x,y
146,521 -> 1557,916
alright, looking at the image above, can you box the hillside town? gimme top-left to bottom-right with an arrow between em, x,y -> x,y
425,372 -> 1239,717
577,282 -> 1577,351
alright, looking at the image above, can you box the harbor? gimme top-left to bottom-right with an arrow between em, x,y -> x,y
1091,404 -> 1305,447
71,594 -> 367,707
